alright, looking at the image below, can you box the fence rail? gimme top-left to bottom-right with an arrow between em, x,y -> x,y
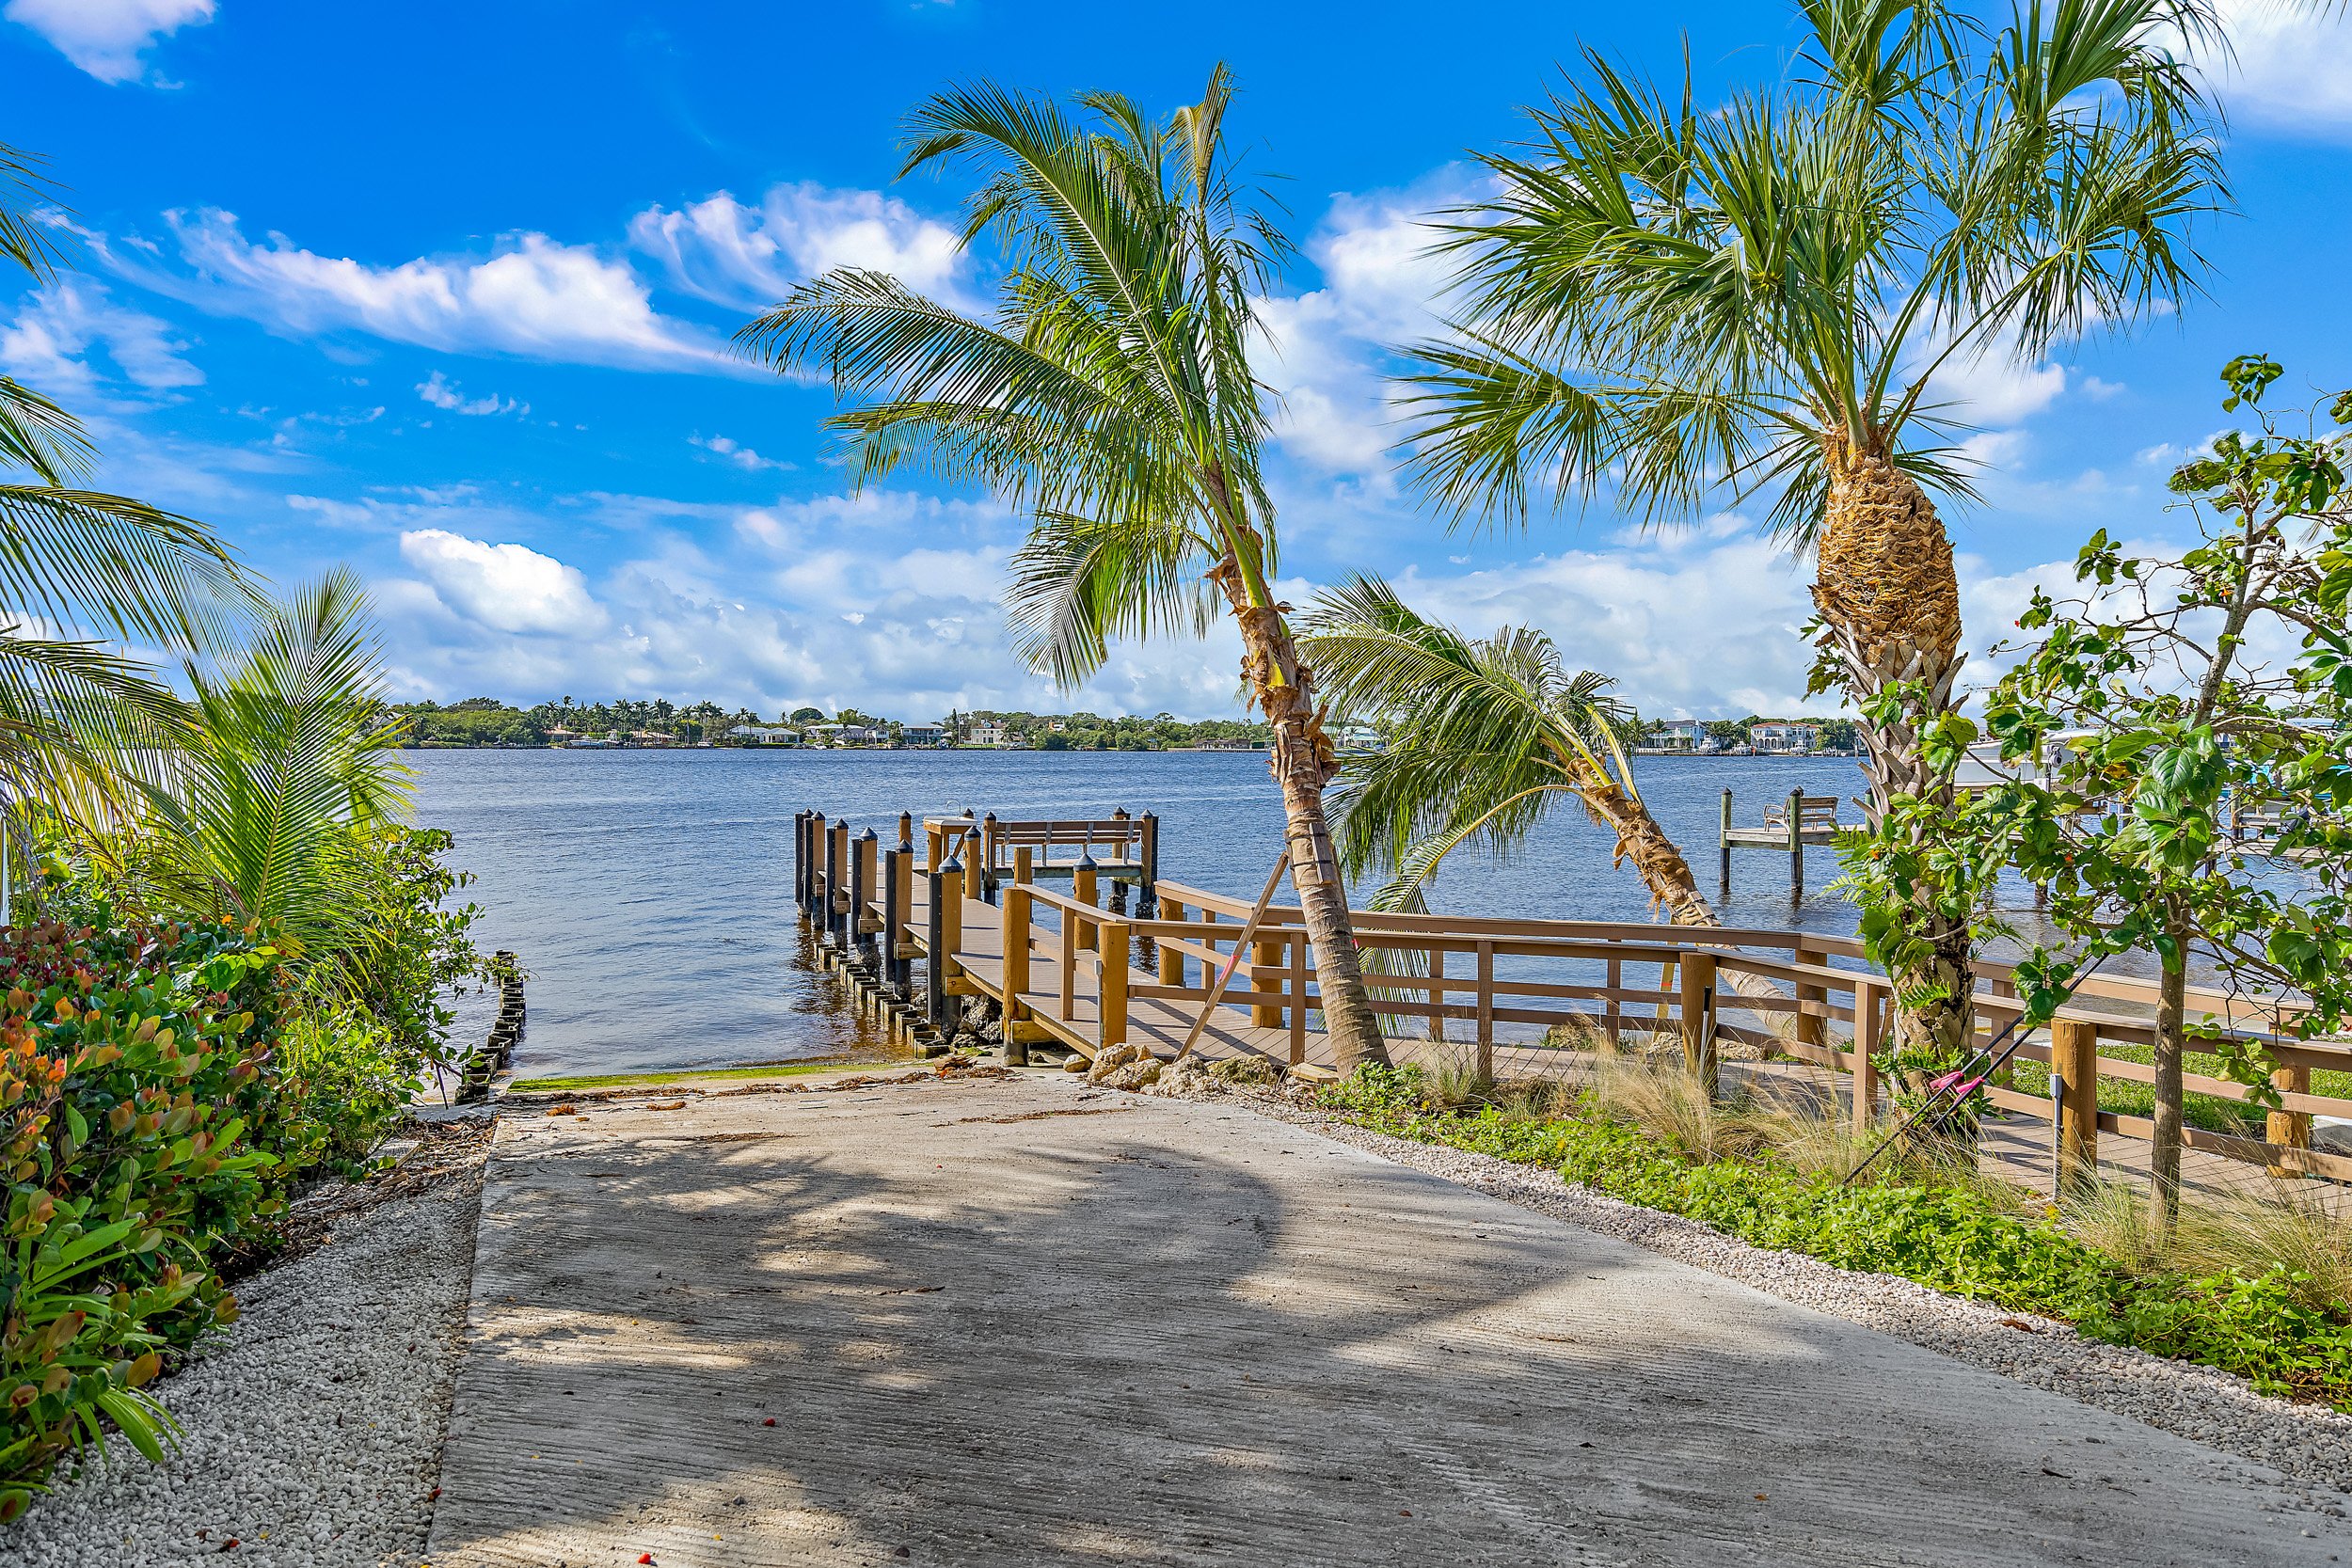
793,808 -> 2352,1187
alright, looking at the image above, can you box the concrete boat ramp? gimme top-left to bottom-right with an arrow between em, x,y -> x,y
424,1067 -> 2348,1567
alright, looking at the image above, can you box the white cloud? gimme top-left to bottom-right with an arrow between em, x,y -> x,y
417,370 -> 526,416
690,433 -> 791,471
1909,326 -> 2069,427
628,182 -> 968,308
4,0 -> 213,84
398,529 -> 609,637
2197,0 -> 2352,135
1253,181 -> 1466,481
0,278 -> 201,394
132,209 -> 726,370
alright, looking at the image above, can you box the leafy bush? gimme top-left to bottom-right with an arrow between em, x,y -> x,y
1320,1068 -> 2352,1411
1,914 -> 292,1519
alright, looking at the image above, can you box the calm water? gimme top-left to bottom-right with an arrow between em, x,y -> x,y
413,749 -> 1870,1078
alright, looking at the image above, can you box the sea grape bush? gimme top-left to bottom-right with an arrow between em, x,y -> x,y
0,914 -> 290,1519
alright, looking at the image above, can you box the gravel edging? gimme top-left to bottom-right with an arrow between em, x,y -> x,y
1231,1087 -> 2352,1507
4,1126 -> 490,1568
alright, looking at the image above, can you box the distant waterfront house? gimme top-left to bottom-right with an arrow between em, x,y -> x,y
807,722 -> 881,746
1335,723 -> 1384,753
544,725 -> 580,746
1752,722 -> 1822,755
967,719 -> 1013,747
629,730 -> 672,747
727,725 -> 801,745
898,724 -> 947,746
1651,719 -> 1703,752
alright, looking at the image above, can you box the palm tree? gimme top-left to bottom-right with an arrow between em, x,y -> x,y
1303,575 -> 1712,925
736,67 -> 1391,1069
1402,0 -> 2220,1068
0,141 -> 243,834
125,572 -> 411,961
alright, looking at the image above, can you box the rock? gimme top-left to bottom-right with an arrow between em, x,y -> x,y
1146,1056 -> 1220,1098
1086,1042 -> 1162,1090
1207,1055 -> 1279,1087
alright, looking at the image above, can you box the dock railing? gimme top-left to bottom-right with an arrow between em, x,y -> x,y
797,808 -> 2352,1186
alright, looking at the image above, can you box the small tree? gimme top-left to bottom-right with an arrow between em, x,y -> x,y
1956,356 -> 2352,1226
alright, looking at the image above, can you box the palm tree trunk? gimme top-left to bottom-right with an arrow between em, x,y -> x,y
1814,439 -> 1973,1068
1585,779 -> 1715,927
1213,558 -> 1391,1071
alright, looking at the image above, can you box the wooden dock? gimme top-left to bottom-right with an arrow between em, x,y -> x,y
793,805 -> 2352,1190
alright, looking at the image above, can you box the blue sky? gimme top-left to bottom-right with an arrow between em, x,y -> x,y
6,0 -> 2351,723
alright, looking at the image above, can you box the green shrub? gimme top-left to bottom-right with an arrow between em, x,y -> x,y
1,914 -> 292,1518
1320,1069 -> 2352,1411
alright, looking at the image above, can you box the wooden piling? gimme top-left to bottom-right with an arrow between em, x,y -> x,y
2267,1059 -> 2312,1179
882,847 -> 905,997
1099,921 -> 1130,1050
1251,935 -> 1283,1028
981,813 -> 1000,900
831,822 -> 852,948
1719,788 -> 1733,885
2053,1016 -> 2100,1191
854,830 -> 877,957
1138,812 -> 1160,915
1003,884 -> 1032,1067
793,810 -> 809,911
925,862 -> 947,1029
807,813 -> 827,921
1851,979 -> 1884,1132
1475,939 -> 1495,1083
1679,950 -> 1717,1100
1158,895 -> 1185,986
1787,786 -> 1804,898
1073,850 -> 1099,950
892,848 -> 916,994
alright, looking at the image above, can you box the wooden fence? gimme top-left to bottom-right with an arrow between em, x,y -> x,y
793,808 -> 2352,1187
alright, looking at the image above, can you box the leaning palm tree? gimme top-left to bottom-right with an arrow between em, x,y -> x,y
736,68 -> 1391,1069
1303,575 -> 1712,926
1402,0 -> 2221,1068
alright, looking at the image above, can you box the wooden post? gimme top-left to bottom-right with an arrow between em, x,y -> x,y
1158,896 -> 1185,986
1289,930 -> 1309,1064
1719,788 -> 1733,885
2266,1059 -> 2311,1179
793,810 -> 809,912
1073,849 -> 1099,950
882,847 -> 905,998
926,820 -> 944,873
1058,900 -> 1079,1022
893,849 -> 915,993
1138,812 -> 1160,915
1852,978 -> 1883,1132
854,829 -> 878,958
1794,946 -> 1827,1061
1428,946 -> 1446,1044
925,863 -> 947,1028
2053,1016 -> 2100,1192
1475,939 -> 1495,1083
814,817 -> 833,926
1680,949 -> 1717,1100
1003,885 -> 1032,1067
832,822 -> 853,948
898,811 -> 914,854
937,839 -> 964,990
1250,934 -> 1283,1028
1604,954 -> 1621,1050
1099,921 -> 1130,1050
1787,786 -> 1804,900
980,813 -> 1000,901
1014,845 -> 1034,886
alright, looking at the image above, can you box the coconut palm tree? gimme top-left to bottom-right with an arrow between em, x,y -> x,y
1302,575 -> 1713,926
735,68 -> 1392,1069
0,141 -> 242,831
1401,0 -> 2221,1068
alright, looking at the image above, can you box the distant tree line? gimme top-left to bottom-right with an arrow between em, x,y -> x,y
387,697 -> 1277,749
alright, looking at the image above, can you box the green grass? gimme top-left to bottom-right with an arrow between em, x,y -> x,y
1318,1065 -> 2352,1411
2004,1043 -> 2352,1138
508,1058 -> 873,1092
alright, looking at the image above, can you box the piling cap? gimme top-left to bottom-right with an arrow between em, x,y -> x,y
1077,834 -> 1098,871
860,826 -> 877,842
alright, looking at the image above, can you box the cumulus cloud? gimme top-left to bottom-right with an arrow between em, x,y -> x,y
126,209 -> 727,370
628,182 -> 968,308
689,433 -> 790,471
398,529 -> 609,637
416,370 -> 526,416
2197,0 -> 2352,135
4,0 -> 213,84
0,279 -> 202,395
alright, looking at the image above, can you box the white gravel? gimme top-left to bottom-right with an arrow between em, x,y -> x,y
4,1128 -> 486,1568
1237,1087 -> 2352,1507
